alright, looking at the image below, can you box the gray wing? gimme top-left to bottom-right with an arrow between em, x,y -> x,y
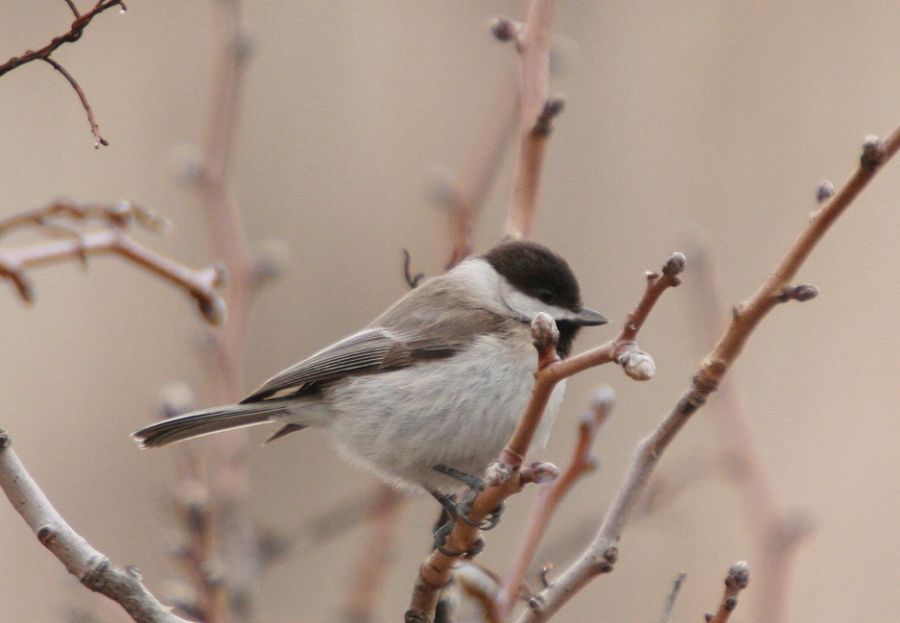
240,327 -> 459,403
241,273 -> 514,404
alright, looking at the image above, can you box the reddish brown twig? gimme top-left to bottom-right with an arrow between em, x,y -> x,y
519,129 -> 900,622
0,429 -> 190,623
500,0 -> 562,240
42,58 -> 108,147
0,202 -> 225,324
342,485 -> 405,623
0,1 -> 126,147
705,562 -> 750,623
494,388 -> 615,615
406,253 -> 683,623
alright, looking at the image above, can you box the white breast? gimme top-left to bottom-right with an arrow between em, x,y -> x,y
321,330 -> 566,492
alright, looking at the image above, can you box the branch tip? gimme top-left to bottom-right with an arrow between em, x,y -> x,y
663,251 -> 687,279
530,312 -> 559,350
725,561 -> 750,589
589,385 -> 616,416
490,16 -> 521,42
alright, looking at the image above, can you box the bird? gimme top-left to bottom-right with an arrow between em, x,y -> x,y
133,240 -> 606,497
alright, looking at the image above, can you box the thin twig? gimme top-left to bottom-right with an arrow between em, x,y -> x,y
518,129 -> 900,622
62,0 -> 81,18
0,1 -> 125,147
494,387 -> 615,615
42,58 -> 109,147
706,562 -> 750,623
0,429 -> 191,623
0,203 -> 225,324
405,253 -> 683,623
502,0 -> 561,240
660,572 -> 687,623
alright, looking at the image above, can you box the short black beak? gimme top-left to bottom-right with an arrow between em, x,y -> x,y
573,307 -> 608,326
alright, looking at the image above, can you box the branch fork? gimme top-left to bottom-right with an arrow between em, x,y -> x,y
406,252 -> 683,622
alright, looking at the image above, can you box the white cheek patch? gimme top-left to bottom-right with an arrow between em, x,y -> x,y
498,279 -> 578,322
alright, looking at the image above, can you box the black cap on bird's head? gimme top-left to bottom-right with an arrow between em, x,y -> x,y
482,240 -> 606,357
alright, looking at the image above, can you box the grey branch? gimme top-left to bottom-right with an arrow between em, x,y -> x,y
0,429 -> 191,623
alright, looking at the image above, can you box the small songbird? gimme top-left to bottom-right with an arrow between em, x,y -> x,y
133,240 -> 606,495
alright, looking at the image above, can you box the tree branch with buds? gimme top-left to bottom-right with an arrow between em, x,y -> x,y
518,129 -> 900,622
405,252 -> 684,623
492,0 -> 563,240
0,201 -> 226,324
705,562 -> 750,623
0,429 -> 191,623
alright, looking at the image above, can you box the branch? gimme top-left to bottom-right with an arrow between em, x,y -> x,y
660,572 -> 687,623
42,57 -> 109,148
0,1 -> 126,147
519,129 -> 900,622
494,387 -> 615,615
0,201 -> 225,325
405,253 -> 684,623
0,429 -> 190,623
686,249 -> 813,623
497,1 -> 562,240
705,562 -> 750,623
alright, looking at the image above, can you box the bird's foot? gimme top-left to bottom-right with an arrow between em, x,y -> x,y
429,488 -> 505,532
431,517 -> 485,559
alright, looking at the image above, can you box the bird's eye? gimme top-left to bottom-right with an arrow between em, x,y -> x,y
537,288 -> 555,304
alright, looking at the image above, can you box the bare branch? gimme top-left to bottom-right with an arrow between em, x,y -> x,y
503,0 -> 560,240
42,58 -> 109,148
0,1 -> 125,147
686,249 -> 813,623
406,253 -> 683,623
518,128 -> 900,622
660,572 -> 687,623
706,562 -> 750,623
0,201 -> 225,324
0,429 -> 190,623
494,387 -> 614,615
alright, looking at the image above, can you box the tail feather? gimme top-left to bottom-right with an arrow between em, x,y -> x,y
133,403 -> 288,448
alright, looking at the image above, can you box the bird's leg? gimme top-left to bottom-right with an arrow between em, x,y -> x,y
432,464 -> 485,492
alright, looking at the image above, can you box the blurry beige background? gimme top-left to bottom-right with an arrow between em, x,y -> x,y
1,2 -> 899,622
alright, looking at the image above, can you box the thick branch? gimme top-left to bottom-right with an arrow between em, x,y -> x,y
502,0 -> 560,240
0,429 -> 190,623
0,203 -> 225,324
406,253 -> 683,623
519,129 -> 900,622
